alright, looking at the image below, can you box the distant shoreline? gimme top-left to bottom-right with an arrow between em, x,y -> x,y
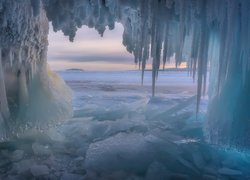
66,68 -> 85,72
129,68 -> 189,72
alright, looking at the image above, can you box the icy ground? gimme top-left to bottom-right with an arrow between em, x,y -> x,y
0,71 -> 250,180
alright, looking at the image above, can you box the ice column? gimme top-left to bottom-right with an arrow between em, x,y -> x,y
0,0 -> 72,138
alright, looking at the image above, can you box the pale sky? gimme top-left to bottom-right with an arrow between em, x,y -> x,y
48,23 -> 137,71
48,23 -> 184,71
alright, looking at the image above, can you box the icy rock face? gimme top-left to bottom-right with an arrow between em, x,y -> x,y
0,0 -> 72,139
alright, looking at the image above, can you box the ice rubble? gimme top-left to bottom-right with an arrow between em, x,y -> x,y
0,0 -> 250,149
0,89 -> 249,179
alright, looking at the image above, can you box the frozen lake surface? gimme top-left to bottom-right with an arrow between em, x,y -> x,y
59,70 -> 198,111
0,70 -> 249,180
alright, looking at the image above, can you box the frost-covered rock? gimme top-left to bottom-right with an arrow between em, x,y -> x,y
192,152 -> 205,170
218,168 -> 242,176
61,173 -> 84,180
11,150 -> 24,162
12,159 -> 35,174
32,142 -> 51,156
202,174 -> 217,180
5,175 -> 20,180
145,161 -> 169,180
85,133 -> 154,173
168,173 -> 190,180
30,165 -> 49,177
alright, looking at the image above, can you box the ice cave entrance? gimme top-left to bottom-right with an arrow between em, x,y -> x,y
46,21 -> 200,122
1,1 -> 250,179
47,22 -> 195,98
46,20 -> 201,130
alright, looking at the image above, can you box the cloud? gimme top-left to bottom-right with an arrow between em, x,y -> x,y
49,54 -> 134,63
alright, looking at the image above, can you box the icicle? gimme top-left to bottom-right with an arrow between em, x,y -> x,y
9,49 -> 13,67
17,67 -> 29,108
0,48 -> 10,120
162,23 -> 169,69
18,49 -> 22,64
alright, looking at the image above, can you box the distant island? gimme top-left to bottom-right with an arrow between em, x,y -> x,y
66,68 -> 85,72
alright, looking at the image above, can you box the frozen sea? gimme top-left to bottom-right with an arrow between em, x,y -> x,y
60,70 -> 198,111
0,70 -> 250,180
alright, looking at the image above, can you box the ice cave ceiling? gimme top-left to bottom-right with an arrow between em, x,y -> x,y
0,0 -> 250,148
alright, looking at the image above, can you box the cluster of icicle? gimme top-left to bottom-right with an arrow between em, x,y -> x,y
0,0 -> 72,140
0,0 -> 250,148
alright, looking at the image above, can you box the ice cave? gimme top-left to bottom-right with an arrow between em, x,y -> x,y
0,0 -> 250,179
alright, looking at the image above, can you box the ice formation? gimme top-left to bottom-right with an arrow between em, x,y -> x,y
0,0 -> 250,149
0,0 -> 72,139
